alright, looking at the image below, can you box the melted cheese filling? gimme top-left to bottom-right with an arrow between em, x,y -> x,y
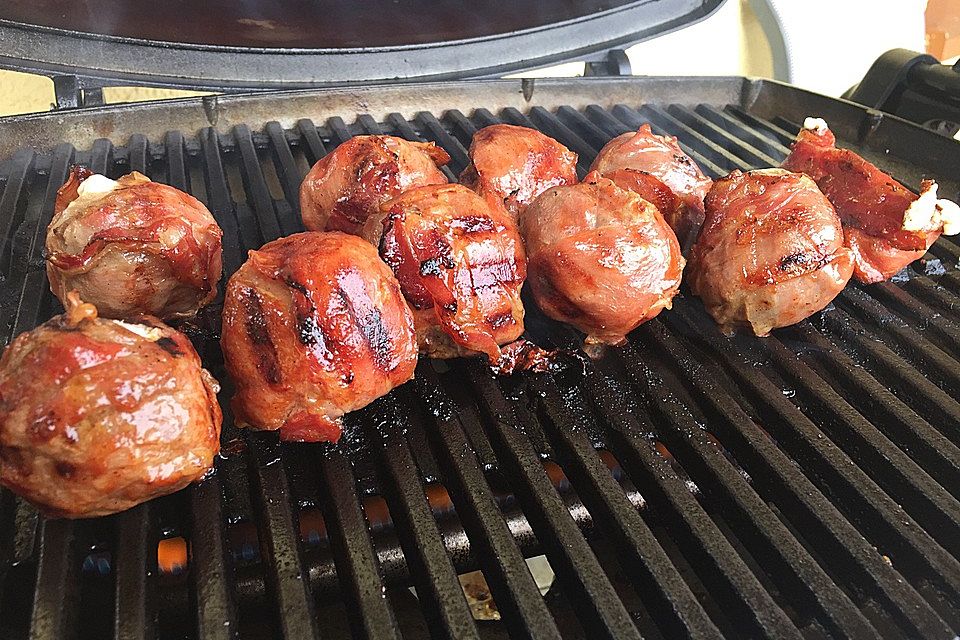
113,319 -> 163,341
61,173 -> 120,218
802,117 -> 829,135
902,181 -> 960,236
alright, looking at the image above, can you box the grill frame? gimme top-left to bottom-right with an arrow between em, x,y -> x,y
0,76 -> 958,639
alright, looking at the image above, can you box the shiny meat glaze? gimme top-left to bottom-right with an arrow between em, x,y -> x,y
520,172 -> 683,348
782,123 -> 942,283
460,123 -> 578,221
0,294 -> 221,518
689,169 -> 854,336
589,123 -> 712,244
220,232 -> 417,443
371,183 -> 526,361
299,135 -> 450,235
45,167 -> 223,320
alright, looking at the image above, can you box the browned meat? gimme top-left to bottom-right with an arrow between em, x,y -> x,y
688,169 -> 854,336
299,135 -> 450,235
46,167 -> 223,320
460,124 -> 578,221
220,232 -> 417,442
782,117 -> 959,283
520,172 -> 684,349
0,293 -> 221,518
368,183 -> 526,361
590,124 -> 712,244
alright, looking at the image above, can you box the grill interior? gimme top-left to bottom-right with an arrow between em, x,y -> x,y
1,80 -> 959,639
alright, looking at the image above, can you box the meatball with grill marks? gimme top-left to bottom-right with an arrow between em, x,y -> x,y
220,232 -> 417,443
364,183 -> 527,361
299,135 -> 450,236
460,124 -> 578,221
46,167 -> 223,320
0,293 -> 221,518
688,169 -> 854,336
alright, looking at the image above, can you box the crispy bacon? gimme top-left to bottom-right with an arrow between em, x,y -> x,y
520,171 -> 683,349
220,232 -> 417,443
374,184 -> 527,362
782,117 -> 959,283
460,124 -> 578,221
45,167 -> 223,320
590,124 -> 712,245
688,169 -> 854,336
299,135 -> 450,235
0,293 -> 221,518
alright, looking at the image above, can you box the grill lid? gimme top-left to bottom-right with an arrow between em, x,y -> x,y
0,0 -> 724,91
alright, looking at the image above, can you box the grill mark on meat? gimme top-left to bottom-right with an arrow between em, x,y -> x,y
155,336 -> 184,357
419,256 -> 454,277
485,309 -> 516,329
449,215 -> 496,234
335,286 -> 392,371
242,288 -> 281,385
55,461 -> 77,478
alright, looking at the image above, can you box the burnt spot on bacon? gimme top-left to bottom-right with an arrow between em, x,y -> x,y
155,336 -> 184,357
242,287 -> 281,385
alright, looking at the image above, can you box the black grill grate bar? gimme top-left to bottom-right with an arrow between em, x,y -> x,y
721,107 -> 795,148
898,271 -> 960,318
113,504 -> 156,640
862,281 -> 960,359
833,286 -> 960,392
691,105 -> 788,160
410,365 -> 564,640
634,320 -> 955,638
666,309 -> 960,608
362,396 -> 481,640
609,105 -> 726,177
525,374 -> 728,639
294,119 -> 327,168
590,344 -> 878,639
189,476 -> 239,640
0,148 -> 35,277
199,128 -> 243,281
667,104 -> 781,167
317,451 -> 400,640
163,131 -> 188,191
267,121 -> 307,236
816,306 -> 960,448
461,360 -> 644,640
639,105 -> 747,172
28,519 -> 79,640
683,306 -> 960,557
233,124 -> 283,244
247,434 -> 322,639
788,323 -> 960,500
415,112 -> 470,174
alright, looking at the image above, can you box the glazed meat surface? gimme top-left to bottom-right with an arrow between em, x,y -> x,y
221,232 -> 417,443
688,169 -> 854,336
0,293 -> 221,518
782,117 -> 959,283
368,183 -> 526,361
520,172 -> 683,348
590,124 -> 713,245
460,124 -> 578,221
300,135 -> 450,235
46,167 -> 223,320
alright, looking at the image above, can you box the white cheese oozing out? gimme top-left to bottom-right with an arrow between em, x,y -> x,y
60,173 -> 120,219
902,181 -> 940,232
802,117 -> 829,135
936,198 -> 960,236
113,319 -> 164,342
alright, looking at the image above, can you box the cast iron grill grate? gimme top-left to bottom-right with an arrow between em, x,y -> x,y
0,86 -> 959,639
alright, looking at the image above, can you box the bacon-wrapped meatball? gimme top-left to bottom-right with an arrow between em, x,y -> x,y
520,172 -> 683,349
0,293 -> 221,518
590,124 -> 713,245
45,167 -> 223,320
782,117 -> 960,283
688,169 -> 854,336
299,135 -> 450,235
460,124 -> 578,221
221,232 -> 417,443
365,184 -> 526,361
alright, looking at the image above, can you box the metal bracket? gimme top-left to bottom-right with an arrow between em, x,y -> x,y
584,49 -> 632,77
52,75 -> 105,110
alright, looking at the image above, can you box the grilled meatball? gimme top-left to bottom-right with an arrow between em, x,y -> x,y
299,135 -> 450,235
688,169 -> 854,336
782,117 -> 959,283
520,172 -> 683,349
460,124 -> 578,221
46,167 -> 223,320
0,293 -> 221,518
590,124 -> 712,245
366,184 -> 526,361
221,232 -> 417,443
